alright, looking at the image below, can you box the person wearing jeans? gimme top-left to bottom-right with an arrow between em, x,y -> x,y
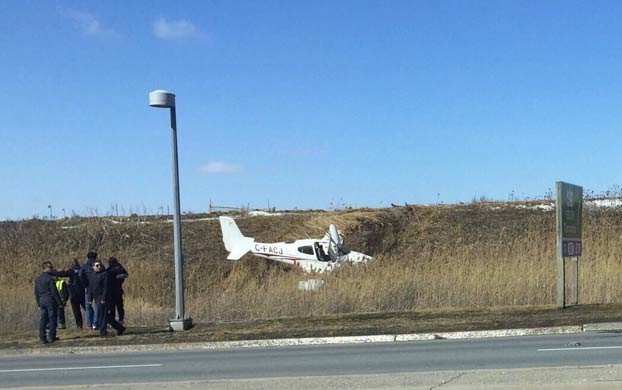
88,260 -> 126,337
79,252 -> 98,329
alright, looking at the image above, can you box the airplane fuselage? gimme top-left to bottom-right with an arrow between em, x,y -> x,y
251,238 -> 370,273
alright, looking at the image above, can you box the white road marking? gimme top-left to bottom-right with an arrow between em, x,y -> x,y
0,363 -> 162,373
539,346 -> 622,352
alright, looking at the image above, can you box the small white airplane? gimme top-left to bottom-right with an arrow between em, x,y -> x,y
219,216 -> 372,273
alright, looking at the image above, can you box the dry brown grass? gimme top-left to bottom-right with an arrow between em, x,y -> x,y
2,204 -> 622,334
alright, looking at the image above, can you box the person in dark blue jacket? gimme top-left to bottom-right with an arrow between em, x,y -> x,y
79,251 -> 98,329
34,261 -> 63,344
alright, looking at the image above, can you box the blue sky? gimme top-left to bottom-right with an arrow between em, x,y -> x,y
2,1 -> 622,220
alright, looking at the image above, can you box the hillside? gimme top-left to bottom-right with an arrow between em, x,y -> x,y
2,202 -> 622,333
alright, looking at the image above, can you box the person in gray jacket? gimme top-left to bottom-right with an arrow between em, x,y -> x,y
34,261 -> 63,344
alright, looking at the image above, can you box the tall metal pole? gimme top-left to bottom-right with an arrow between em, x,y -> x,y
170,106 -> 185,321
149,89 -> 192,331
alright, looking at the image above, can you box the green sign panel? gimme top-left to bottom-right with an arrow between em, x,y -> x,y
556,181 -> 583,257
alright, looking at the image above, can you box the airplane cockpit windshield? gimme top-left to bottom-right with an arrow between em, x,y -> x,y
314,242 -> 331,262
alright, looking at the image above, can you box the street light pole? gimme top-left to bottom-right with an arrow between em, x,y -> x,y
168,104 -> 186,322
149,89 -> 192,331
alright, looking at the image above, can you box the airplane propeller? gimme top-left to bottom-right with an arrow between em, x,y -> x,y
329,224 -> 342,247
328,224 -> 346,260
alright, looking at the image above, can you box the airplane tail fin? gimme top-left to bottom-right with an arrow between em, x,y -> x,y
219,216 -> 255,260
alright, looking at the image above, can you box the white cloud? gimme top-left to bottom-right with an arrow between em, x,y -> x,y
60,8 -> 116,37
153,17 -> 199,39
199,162 -> 243,174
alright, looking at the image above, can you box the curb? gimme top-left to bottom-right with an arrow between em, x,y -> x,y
1,323 -> 610,357
396,325 -> 584,341
582,322 -> 622,332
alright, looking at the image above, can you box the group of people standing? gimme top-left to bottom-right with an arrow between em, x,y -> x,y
34,251 -> 128,344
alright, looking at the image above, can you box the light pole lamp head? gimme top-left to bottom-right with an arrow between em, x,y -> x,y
149,89 -> 176,108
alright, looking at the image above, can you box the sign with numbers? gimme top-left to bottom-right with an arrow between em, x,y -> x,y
556,182 -> 583,257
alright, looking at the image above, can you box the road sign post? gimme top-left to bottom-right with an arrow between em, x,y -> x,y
556,181 -> 583,308
571,256 -> 578,305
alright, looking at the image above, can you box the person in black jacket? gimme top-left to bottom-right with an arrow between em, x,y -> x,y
34,261 -> 63,344
106,257 -> 128,324
87,260 -> 126,337
67,258 -> 85,328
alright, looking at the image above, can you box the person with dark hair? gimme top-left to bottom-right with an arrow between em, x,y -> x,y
79,251 -> 99,330
87,260 -> 126,337
35,261 -> 63,344
107,257 -> 128,324
67,258 -> 85,328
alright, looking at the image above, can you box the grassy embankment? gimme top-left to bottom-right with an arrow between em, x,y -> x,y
1,204 -> 621,334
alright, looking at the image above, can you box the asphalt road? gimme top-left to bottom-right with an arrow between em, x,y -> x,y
2,332 -> 622,388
